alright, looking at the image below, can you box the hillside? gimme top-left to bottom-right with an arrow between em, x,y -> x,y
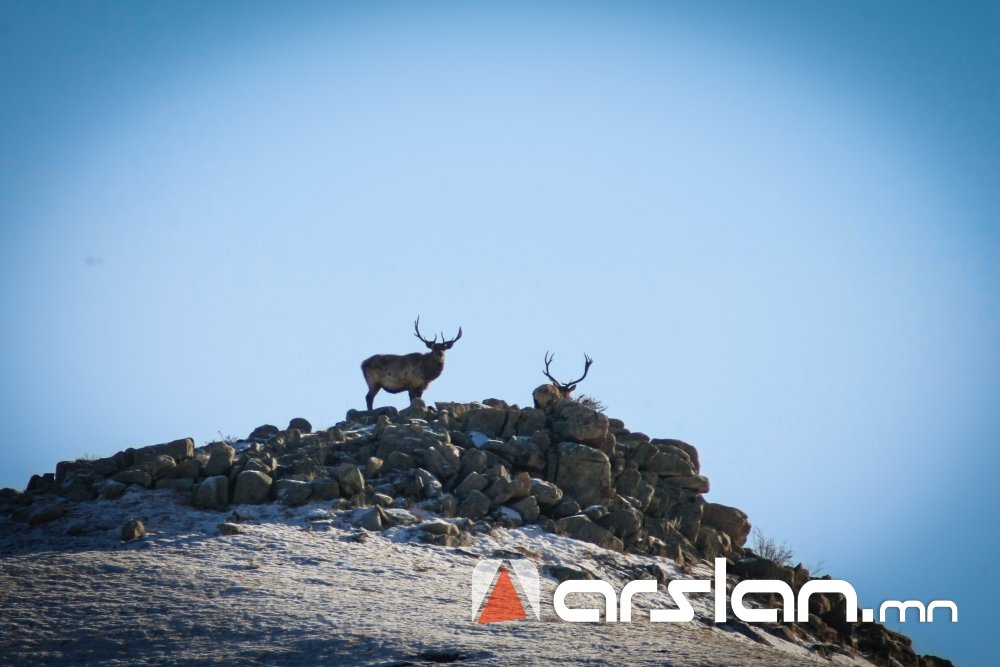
0,398 -> 955,666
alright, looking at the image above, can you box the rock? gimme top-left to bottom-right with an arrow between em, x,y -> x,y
365,456 -> 384,478
173,458 -> 202,479
418,519 -> 460,536
308,476 -> 340,501
651,439 -> 700,473
193,475 -> 230,511
112,468 -> 153,488
551,400 -> 610,448
555,442 -> 612,508
232,471 -> 272,504
91,452 -> 127,477
218,522 -> 244,535
456,489 -> 490,520
288,417 -> 312,433
515,408 -> 546,436
460,448 -> 488,477
551,498 -> 580,519
333,464 -> 365,496
665,474 -> 710,494
19,502 -> 67,526
597,506 -> 643,540
496,506 -> 523,527
582,504 -> 608,521
383,508 -> 420,526
372,493 -> 394,507
643,449 -> 694,476
55,460 -> 91,484
242,457 -> 272,475
154,478 -> 194,492
545,564 -> 597,582
614,467 -> 655,510
26,473 -> 55,493
384,451 -> 415,471
555,515 -> 624,551
133,438 -> 194,464
397,398 -> 428,420
121,519 -> 145,541
351,507 -> 385,531
205,444 -> 236,476
249,424 -> 280,441
509,496 -> 540,523
507,472 -> 532,500
464,407 -> 508,437
701,503 -> 751,548
100,480 -> 127,501
455,471 -> 489,498
148,455 -> 177,480
529,479 -> 563,507
274,479 -> 312,506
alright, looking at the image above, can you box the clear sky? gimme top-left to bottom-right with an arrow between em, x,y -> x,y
1,1 -> 997,664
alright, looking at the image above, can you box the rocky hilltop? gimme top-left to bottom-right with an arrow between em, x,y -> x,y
2,398 -> 953,667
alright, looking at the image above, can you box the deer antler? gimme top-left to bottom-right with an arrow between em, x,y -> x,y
564,353 -> 593,388
413,316 -> 438,344
542,351 -> 560,385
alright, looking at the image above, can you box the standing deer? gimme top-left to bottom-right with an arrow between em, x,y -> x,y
532,352 -> 593,410
361,317 -> 463,410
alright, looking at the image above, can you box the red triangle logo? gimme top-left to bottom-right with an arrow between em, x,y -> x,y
477,566 -> 527,624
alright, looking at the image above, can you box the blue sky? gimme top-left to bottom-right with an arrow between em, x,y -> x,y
1,2 -> 997,663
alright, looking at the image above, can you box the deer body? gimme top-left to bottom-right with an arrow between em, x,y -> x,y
532,352 -> 593,410
361,318 -> 461,410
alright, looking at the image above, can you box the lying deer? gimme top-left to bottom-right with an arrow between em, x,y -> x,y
361,317 -> 463,410
533,352 -> 593,410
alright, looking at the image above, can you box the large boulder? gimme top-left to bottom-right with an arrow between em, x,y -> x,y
333,464 -> 365,496
550,400 -> 609,448
193,475 -> 229,511
701,502 -> 751,547
274,479 -> 312,506
529,479 -> 563,507
456,489 -> 490,520
232,470 -> 272,504
464,407 -> 508,438
555,442 -> 612,508
555,515 -> 624,551
133,438 -> 194,465
204,444 -> 236,476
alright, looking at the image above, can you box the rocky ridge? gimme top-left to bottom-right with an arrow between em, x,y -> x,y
3,397 -> 953,667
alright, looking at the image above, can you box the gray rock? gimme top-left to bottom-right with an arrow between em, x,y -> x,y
460,448 -> 488,477
173,458 -> 202,479
652,439 -> 701,473
551,498 -> 580,519
309,476 -> 340,501
121,519 -> 145,541
417,519 -> 460,536
643,449 -> 694,476
154,478 -> 193,493
509,496 -> 540,523
383,508 -> 420,526
555,442 -> 612,508
507,471 -> 532,500
274,479 -> 312,506
351,507 -> 385,531
515,408 -> 546,436
148,455 -> 177,480
333,464 -> 365,496
242,457 -> 272,475
597,506 -> 643,540
551,400 -> 610,448
495,506 -> 523,527
100,480 -> 128,501
194,475 -> 230,511
529,479 -> 563,507
112,468 -> 153,488
701,502 -> 751,547
205,444 -> 236,476
555,515 -> 623,551
384,451 -> 415,471
217,522 -> 244,535
364,456 -> 384,478
464,407 -> 507,437
614,467 -> 655,510
456,489 -> 490,520
133,438 -> 194,464
288,417 -> 312,433
455,471 -> 489,498
232,470 -> 272,504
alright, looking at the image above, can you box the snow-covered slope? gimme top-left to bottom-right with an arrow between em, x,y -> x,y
0,488 -> 873,666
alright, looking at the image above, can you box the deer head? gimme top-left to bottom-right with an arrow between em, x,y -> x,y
533,351 -> 593,410
412,316 -> 462,358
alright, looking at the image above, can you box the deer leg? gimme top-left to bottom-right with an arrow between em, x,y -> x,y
409,388 -> 424,403
366,386 -> 379,411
